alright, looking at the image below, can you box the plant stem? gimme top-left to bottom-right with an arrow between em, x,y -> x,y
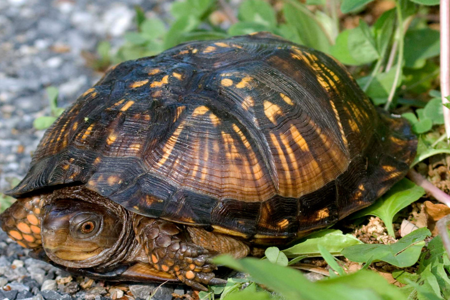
407,169 -> 450,208
431,133 -> 448,147
437,215 -> 450,260
384,2 -> 404,111
363,53 -> 384,92
218,0 -> 238,24
385,40 -> 398,73
441,0 -> 450,141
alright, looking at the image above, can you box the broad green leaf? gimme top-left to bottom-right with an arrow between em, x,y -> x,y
124,32 -> 148,45
283,229 -> 363,257
46,86 -> 59,112
357,67 -> 398,104
141,18 -> 166,39
411,265 -> 444,300
283,1 -> 332,53
134,6 -> 146,30
96,41 -> 111,60
0,194 -> 15,213
401,112 -> 418,124
373,9 -> 395,55
307,0 -> 326,4
170,0 -> 214,19
181,31 -> 228,42
223,288 -> 272,300
340,0 -> 374,13
163,15 -> 200,49
403,61 -> 440,94
419,236 -> 448,271
430,90 -> 442,98
265,247 -> 288,267
404,29 -> 440,68
343,228 -> 431,268
34,116 -> 57,130
412,147 -> 450,166
215,255 -> 406,300
331,30 -> 360,65
409,0 -> 440,5
347,19 -> 379,64
412,118 -> 433,134
228,22 -> 270,36
277,24 -> 302,44
351,179 -> 425,236
424,98 -> 445,125
238,0 -> 276,28
318,245 -> 345,276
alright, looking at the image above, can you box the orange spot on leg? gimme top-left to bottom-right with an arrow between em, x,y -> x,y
185,270 -> 196,280
30,225 -> 41,234
9,230 -> 23,240
17,222 -> 31,234
151,254 -> 159,264
22,234 -> 35,243
27,214 -> 39,226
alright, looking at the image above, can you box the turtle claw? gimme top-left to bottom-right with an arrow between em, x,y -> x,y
209,277 -> 227,285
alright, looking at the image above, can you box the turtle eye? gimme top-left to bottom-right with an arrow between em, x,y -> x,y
81,221 -> 95,234
70,212 -> 102,239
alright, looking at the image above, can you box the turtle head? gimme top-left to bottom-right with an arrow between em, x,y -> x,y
0,195 -> 44,249
41,198 -> 124,265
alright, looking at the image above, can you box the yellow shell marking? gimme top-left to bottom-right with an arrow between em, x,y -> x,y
210,112 -> 221,126
172,72 -> 182,80
192,106 -> 209,116
263,100 -> 283,125
107,175 -> 120,186
174,106 -> 185,122
236,76 -> 252,89
129,80 -> 149,88
215,42 -> 229,47
329,101 -> 348,148
111,99 -> 125,109
277,219 -> 289,228
157,123 -> 185,166
106,132 -> 118,145
81,123 -> 95,141
148,68 -> 160,75
82,88 -> 95,97
280,93 -> 294,105
203,46 -> 216,53
150,75 -> 169,88
120,100 -> 135,111
221,78 -> 233,87
290,47 -> 304,61
242,96 -> 254,111
315,208 -> 330,220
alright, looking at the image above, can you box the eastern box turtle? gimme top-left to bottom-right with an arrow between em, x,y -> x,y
1,32 -> 417,290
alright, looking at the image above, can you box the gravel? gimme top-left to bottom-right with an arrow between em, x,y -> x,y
0,0 -> 193,299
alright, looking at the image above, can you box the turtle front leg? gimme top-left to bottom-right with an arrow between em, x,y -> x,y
133,216 -> 249,290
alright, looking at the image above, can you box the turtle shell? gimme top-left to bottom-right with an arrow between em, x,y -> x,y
8,32 -> 417,244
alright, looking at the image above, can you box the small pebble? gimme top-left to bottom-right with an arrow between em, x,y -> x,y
129,284 -> 153,299
41,279 -> 57,291
7,281 -> 30,292
40,289 -> 64,300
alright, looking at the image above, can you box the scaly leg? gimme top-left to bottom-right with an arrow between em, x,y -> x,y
133,216 -> 249,290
